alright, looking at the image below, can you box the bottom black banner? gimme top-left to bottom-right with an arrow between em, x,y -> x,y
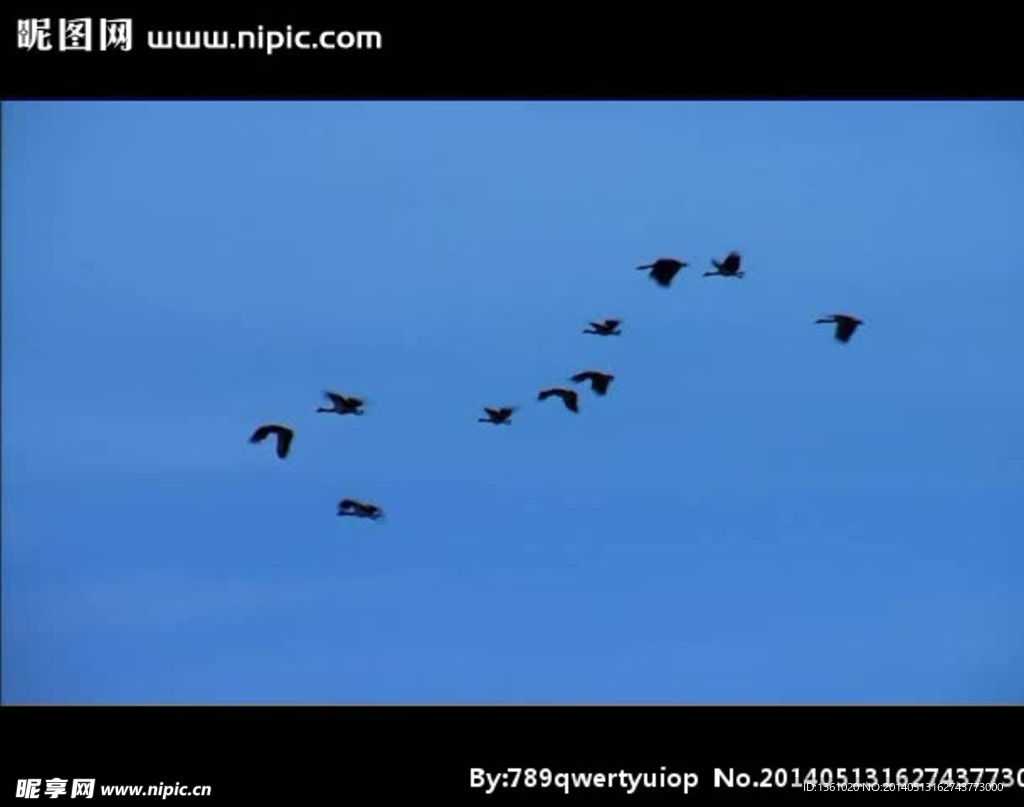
5,705 -> 1021,799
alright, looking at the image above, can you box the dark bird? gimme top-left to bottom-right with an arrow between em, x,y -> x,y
316,391 -> 365,415
815,313 -> 863,343
538,387 -> 579,412
479,406 -> 515,425
337,498 -> 384,520
249,424 -> 294,459
583,318 -> 622,336
571,370 -> 615,395
637,257 -> 688,287
704,251 -> 745,278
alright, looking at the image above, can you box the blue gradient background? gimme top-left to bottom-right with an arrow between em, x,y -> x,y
4,101 -> 1023,703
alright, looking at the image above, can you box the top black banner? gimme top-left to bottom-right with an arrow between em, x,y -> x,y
2,9 -> 1023,98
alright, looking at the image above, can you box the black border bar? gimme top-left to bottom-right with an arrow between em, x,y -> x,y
3,9 -> 1024,98
5,705 -> 1022,799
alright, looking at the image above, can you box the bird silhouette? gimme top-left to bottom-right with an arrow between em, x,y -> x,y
704,251 -> 745,278
249,424 -> 294,459
538,387 -> 579,412
337,498 -> 384,520
815,313 -> 863,342
479,406 -> 515,425
316,391 -> 366,415
583,318 -> 622,336
571,370 -> 615,395
637,258 -> 687,287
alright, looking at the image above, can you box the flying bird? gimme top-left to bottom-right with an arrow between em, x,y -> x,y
538,387 -> 579,413
571,370 -> 615,395
316,391 -> 365,415
637,258 -> 688,287
815,313 -> 863,343
249,424 -> 294,459
583,318 -> 622,336
479,406 -> 515,425
704,251 -> 745,278
337,498 -> 384,520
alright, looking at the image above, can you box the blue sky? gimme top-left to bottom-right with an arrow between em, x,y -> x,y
3,100 -> 1022,704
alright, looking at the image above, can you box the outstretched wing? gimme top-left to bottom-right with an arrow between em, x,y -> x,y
541,388 -> 579,411
251,424 -> 293,457
650,262 -> 682,286
250,425 -> 274,443
275,428 -> 293,457
834,317 -> 858,342
325,391 -> 364,408
571,371 -> 612,393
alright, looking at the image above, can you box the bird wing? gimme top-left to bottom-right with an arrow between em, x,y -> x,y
604,319 -> 620,329
250,425 -> 272,443
251,424 -> 289,443
275,427 -> 294,457
651,264 -> 681,285
570,371 -> 596,383
540,388 -> 578,408
325,391 -> 363,407
835,318 -> 857,341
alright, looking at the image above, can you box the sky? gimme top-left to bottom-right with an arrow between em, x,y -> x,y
3,100 -> 1023,704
